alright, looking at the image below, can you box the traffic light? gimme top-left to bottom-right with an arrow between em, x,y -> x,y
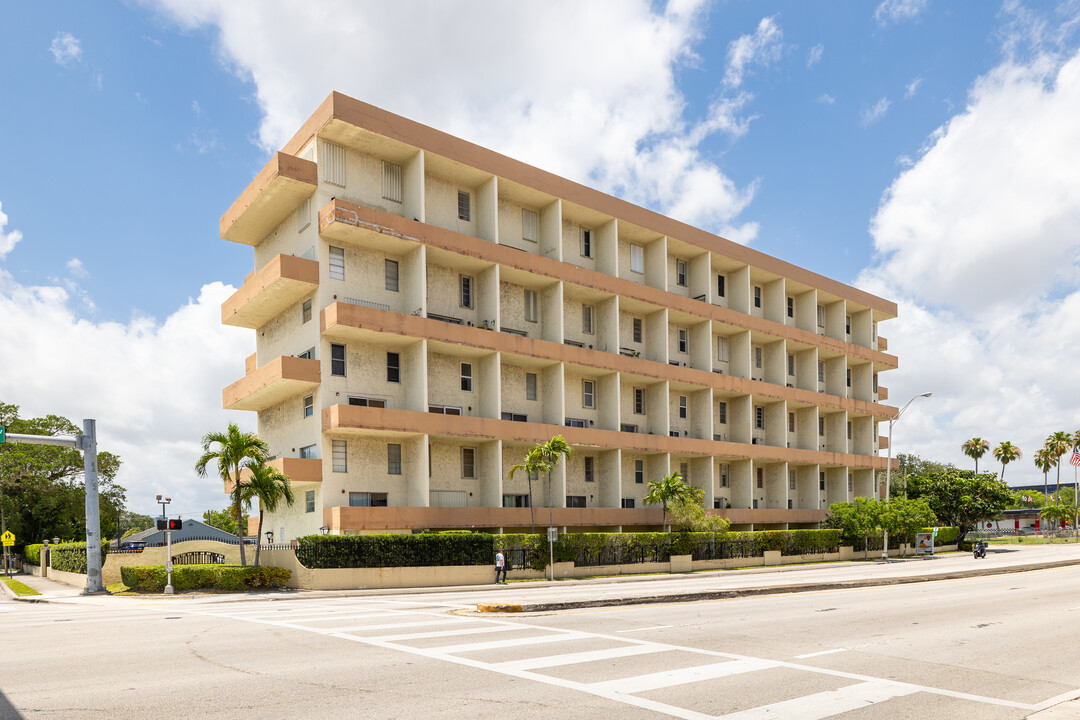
156,518 -> 168,531
167,519 -> 183,531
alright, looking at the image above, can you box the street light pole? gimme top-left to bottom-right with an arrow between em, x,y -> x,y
882,392 -> 932,562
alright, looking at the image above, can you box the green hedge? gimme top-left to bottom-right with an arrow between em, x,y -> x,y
120,564 -> 290,592
24,544 -> 42,566
930,526 -> 959,544
50,542 -> 108,574
296,532 -> 493,569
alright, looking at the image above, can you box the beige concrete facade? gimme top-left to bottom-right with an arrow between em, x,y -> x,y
220,92 -> 900,540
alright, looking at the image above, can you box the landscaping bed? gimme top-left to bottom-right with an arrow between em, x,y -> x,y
119,564 -> 290,592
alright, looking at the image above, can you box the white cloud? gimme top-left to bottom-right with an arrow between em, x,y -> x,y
141,0 -> 759,239
191,99 -> 203,117
724,15 -> 784,88
895,154 -> 914,167
861,97 -> 891,125
807,43 -> 824,68
0,269 -> 254,518
66,257 -> 88,278
50,32 -> 82,66
874,0 -> 930,26
0,202 -> 22,259
817,93 -> 836,104
905,76 -> 923,98
859,45 -> 1080,485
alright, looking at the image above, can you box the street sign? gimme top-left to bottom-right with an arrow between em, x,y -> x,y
0,425 -> 6,442
1,531 -> 14,547
547,527 -> 559,542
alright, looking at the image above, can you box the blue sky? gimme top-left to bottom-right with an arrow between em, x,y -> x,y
2,1 -> 1079,517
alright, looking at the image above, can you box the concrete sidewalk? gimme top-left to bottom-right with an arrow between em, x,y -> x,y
0,572 -> 85,601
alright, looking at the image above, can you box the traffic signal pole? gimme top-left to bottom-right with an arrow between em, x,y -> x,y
4,419 -> 103,593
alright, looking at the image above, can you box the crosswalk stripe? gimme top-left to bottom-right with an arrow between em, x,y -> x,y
374,624 -> 520,642
427,631 -> 587,655
494,643 -> 667,671
717,681 -> 916,719
587,658 -> 779,695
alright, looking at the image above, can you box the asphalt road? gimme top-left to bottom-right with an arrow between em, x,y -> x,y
3,553 -> 1080,719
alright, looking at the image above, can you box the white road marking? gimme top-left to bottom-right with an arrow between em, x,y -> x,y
374,624 -> 521,642
332,618 -> 471,634
589,658 -> 779,695
494,644 -> 667,671
430,631 -> 588,656
618,625 -> 672,633
794,647 -> 849,659
718,681 -> 917,719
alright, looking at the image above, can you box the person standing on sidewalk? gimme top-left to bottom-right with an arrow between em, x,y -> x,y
494,550 -> 507,584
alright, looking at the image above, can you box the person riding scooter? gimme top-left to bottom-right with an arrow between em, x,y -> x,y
973,540 -> 987,559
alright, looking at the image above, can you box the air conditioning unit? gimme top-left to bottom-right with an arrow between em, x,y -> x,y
786,383 -> 794,388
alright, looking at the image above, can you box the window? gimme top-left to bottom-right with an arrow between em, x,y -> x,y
461,448 -> 476,478
582,304 -> 594,334
305,490 -> 315,513
818,362 -> 825,383
503,494 -> 530,508
816,304 -> 825,328
582,380 -> 595,408
385,260 -> 399,292
459,275 -> 473,308
847,421 -> 852,440
567,495 -> 586,508
846,315 -> 852,335
564,418 -> 585,428
322,141 -> 346,187
387,352 -> 400,383
788,353 -> 796,376
819,417 -> 825,436
522,208 -> 538,242
630,243 -> 644,273
716,336 -> 729,362
873,373 -> 879,392
525,373 -> 537,401
524,289 -> 538,323
329,246 -> 345,280
720,464 -> 729,487
846,368 -> 852,387
349,492 -> 388,507
429,405 -> 462,415
622,498 -> 636,509
331,344 -> 346,377
584,456 -> 595,483
848,477 -> 853,492
634,459 -> 644,484
677,327 -> 688,354
753,346 -> 763,369
297,347 -> 315,360
381,160 -> 403,203
460,363 -> 473,392
755,405 -> 764,429
621,423 -> 638,433
790,470 -> 797,491
632,317 -> 643,343
302,299 -> 312,324
679,395 -> 687,419
787,296 -> 794,318
717,274 -> 726,297
299,444 -> 317,459
753,286 -> 762,308
387,443 -> 401,475
717,401 -> 727,424
757,468 -> 764,488
581,228 -> 592,257
349,397 -> 386,408
679,462 -> 689,481
676,259 -> 688,286
820,472 -> 826,491
303,395 -> 313,418
504,412 -> 528,422
316,439 -> 341,474
457,190 -> 470,221
788,412 -> 795,433
633,387 -> 645,414
297,197 -> 310,233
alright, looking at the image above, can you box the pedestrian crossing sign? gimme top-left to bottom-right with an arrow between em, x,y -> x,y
1,531 -> 14,547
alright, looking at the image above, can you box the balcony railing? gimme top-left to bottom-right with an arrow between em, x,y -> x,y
342,296 -> 391,312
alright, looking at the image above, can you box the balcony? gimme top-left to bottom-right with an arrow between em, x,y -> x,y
220,152 -> 317,245
877,386 -> 889,401
223,457 -> 322,494
879,435 -> 889,451
221,254 -> 319,328
223,355 -> 320,411
878,336 -> 888,351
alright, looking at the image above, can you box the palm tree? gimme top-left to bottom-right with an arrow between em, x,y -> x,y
644,472 -> 692,532
1040,503 -> 1071,534
992,441 -> 1022,480
1046,431 -> 1073,497
508,447 -> 551,534
1033,448 -> 1055,509
195,423 -> 268,566
245,461 -> 295,567
961,438 -> 990,474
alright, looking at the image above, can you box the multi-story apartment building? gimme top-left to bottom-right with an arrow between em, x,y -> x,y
220,92 -> 898,541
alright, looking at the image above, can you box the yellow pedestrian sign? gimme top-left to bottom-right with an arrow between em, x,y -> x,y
1,531 -> 13,547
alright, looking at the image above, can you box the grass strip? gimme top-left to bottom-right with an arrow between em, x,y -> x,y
2,577 -> 42,596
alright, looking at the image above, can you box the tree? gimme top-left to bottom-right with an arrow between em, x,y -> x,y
0,402 -> 125,548
194,424 -> 268,566
992,441 -> 1022,480
1040,503 -> 1071,533
881,453 -> 953,497
202,507 -> 250,536
668,486 -> 731,533
1045,431 -> 1072,497
508,436 -> 572,534
905,468 -> 1012,543
1009,489 -> 1045,510
826,497 -> 881,559
961,438 -> 990,474
644,472 -> 693,532
1033,448 -> 1055,508
879,497 -> 936,557
244,461 -> 295,567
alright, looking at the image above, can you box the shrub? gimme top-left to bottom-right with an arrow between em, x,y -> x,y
296,532 -> 494,569
927,526 -> 959,545
120,564 -> 291,592
24,544 -> 42,566
50,542 -> 109,574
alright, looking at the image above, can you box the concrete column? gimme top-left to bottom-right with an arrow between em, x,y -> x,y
764,278 -> 785,324
403,339 -> 428,412
478,352 -> 501,419
730,394 -> 752,444
825,355 -> 847,398
764,401 -> 787,448
852,414 -> 874,456
597,372 -> 621,431
690,388 -> 713,441
795,289 -> 817,334
796,464 -> 818,510
477,264 -> 499,331
826,410 -> 848,454
689,252 -> 712,303
597,295 -> 619,354
403,244 -> 426,318
646,381 -> 669,436
730,330 -> 751,380
478,440 -> 502,508
407,434 -> 430,507
824,299 -> 847,342
852,468 -> 874,498
689,320 -> 711,371
646,453 -> 670,489
476,176 -> 498,243
598,449 -> 622,509
851,361 -> 873,402
764,339 -> 786,386
826,466 -> 849,505
796,347 -> 818,392
691,456 -> 714,509
403,150 -> 425,222
541,362 -> 565,425
539,199 -> 561,261
731,459 -> 753,509
645,308 -> 668,364
547,462 -> 567,511
796,405 -> 818,451
728,265 -> 751,314
644,236 -> 667,291
851,308 -> 873,348
596,219 -> 618,278
766,462 -> 788,509
540,281 -> 563,343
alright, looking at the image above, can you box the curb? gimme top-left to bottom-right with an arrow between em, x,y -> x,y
486,557 -> 1080,613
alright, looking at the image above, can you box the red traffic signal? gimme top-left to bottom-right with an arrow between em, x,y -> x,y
167,519 -> 183,531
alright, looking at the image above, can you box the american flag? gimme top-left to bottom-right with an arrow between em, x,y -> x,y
1070,446 -> 1080,467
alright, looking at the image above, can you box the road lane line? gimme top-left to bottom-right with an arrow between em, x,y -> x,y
794,648 -> 848,659
587,658 -> 779,695
717,681 -> 916,719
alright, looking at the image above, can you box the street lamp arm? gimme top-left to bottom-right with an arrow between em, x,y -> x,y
882,392 -> 932,562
